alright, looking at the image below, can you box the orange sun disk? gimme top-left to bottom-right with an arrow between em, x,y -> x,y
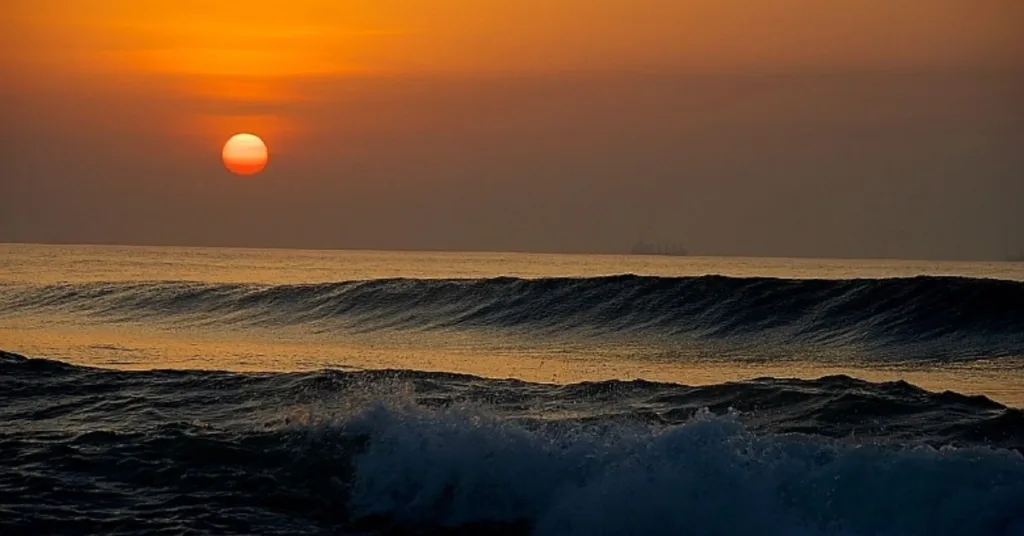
222,133 -> 268,175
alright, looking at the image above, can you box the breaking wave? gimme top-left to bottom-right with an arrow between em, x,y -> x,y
2,351 -> 1024,535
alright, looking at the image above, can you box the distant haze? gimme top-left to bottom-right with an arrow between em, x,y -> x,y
1,1 -> 1022,259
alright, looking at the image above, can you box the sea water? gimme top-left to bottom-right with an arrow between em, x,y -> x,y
1,243 -> 1022,535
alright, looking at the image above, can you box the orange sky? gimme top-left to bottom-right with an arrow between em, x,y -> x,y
1,1 -> 1022,258
5,1 -> 1019,144
5,0 -> 1022,79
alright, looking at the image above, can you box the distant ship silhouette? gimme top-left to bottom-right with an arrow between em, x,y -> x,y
630,240 -> 688,256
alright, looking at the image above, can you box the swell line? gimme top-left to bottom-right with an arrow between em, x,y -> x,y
1,275 -> 1022,354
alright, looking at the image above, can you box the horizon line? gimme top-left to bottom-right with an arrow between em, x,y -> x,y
1,239 -> 1016,264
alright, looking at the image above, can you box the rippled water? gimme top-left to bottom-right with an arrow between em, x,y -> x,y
2,244 -> 1023,404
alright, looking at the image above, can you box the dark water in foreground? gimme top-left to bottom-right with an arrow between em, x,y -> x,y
3,350 -> 1023,536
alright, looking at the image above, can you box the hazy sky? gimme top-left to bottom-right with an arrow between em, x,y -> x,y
2,1 -> 1022,259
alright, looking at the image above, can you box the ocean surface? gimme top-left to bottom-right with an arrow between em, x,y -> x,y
2,243 -> 1023,535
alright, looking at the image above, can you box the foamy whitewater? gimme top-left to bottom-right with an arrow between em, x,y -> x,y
1,245 -> 1023,535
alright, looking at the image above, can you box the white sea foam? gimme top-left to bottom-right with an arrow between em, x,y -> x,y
337,401 -> 1024,536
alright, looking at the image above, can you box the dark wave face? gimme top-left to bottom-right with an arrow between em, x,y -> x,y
2,275 -> 1023,360
2,350 -> 1023,536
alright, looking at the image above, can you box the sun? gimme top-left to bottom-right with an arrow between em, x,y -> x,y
222,133 -> 268,175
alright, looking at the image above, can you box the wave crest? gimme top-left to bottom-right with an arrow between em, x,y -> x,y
3,275 -> 1022,355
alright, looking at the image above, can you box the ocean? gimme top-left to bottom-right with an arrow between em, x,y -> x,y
1,243 -> 1023,535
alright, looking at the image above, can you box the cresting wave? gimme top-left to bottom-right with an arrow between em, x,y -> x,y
2,275 -> 1023,356
2,351 -> 1024,535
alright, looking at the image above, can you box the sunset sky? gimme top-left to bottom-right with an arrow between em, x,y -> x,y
2,1 -> 1022,259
